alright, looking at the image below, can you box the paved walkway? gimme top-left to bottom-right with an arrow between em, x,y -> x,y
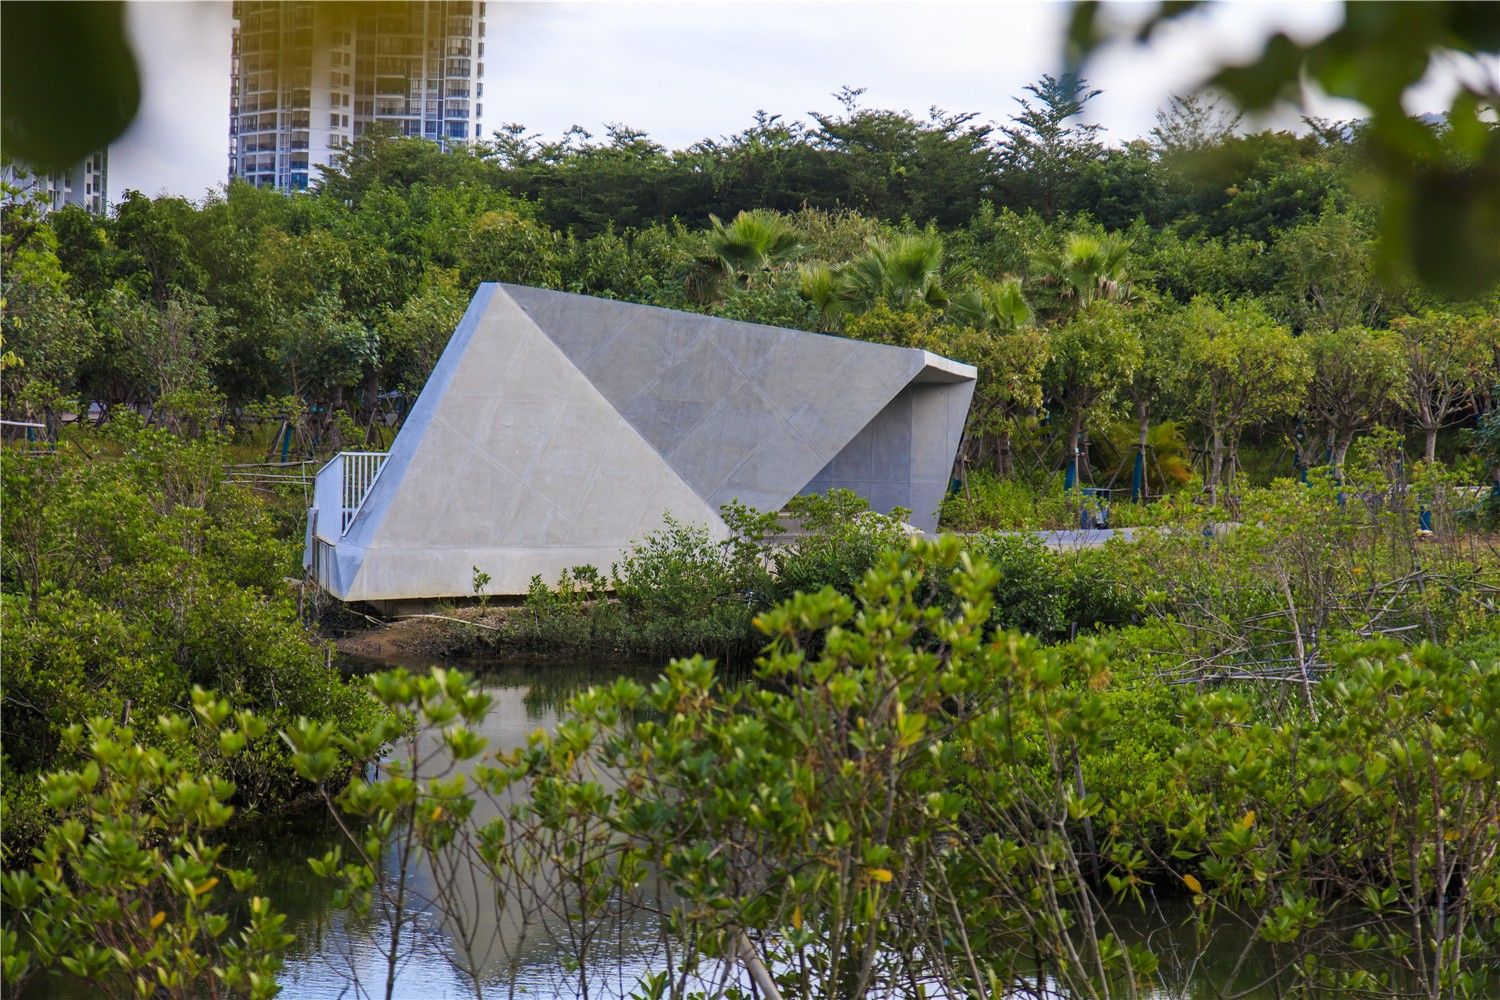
1026,527 -> 1142,550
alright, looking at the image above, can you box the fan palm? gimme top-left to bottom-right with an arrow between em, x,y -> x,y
947,276 -> 1033,333
798,261 -> 842,331
707,210 -> 804,274
1030,231 -> 1133,317
1096,418 -> 1192,496
840,233 -> 949,312
686,210 -> 804,303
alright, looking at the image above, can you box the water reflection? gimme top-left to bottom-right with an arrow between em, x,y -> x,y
28,654 -> 1323,999
255,656 -> 668,1000
244,655 -> 1295,1000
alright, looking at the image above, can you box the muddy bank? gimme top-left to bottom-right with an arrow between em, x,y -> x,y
328,606 -> 508,661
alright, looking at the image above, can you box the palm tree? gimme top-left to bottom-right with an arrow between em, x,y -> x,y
686,210 -> 804,303
840,233 -> 949,312
1030,231 -> 1133,318
798,232 -> 951,328
947,276 -> 1032,333
798,261 -> 843,331
1096,418 -> 1193,498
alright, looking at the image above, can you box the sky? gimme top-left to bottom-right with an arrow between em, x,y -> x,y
108,0 -> 1488,202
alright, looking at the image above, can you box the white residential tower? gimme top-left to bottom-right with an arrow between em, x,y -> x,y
1,151 -> 109,215
229,0 -> 487,192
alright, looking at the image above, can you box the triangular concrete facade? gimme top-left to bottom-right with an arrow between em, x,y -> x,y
503,285 -> 937,512
307,284 -> 976,603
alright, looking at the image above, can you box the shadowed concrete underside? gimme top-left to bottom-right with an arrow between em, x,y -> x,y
306,283 -> 976,603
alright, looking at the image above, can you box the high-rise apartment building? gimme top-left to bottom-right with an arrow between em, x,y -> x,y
1,150 -> 109,215
229,1 -> 486,192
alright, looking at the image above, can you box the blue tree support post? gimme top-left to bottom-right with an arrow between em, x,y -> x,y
1130,444 -> 1146,503
1293,416 -> 1309,485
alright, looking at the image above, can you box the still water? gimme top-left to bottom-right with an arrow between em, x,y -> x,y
241,656 -> 1304,1000
35,655 -> 1299,999
242,657 -> 670,1000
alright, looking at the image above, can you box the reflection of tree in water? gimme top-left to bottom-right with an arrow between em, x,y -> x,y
213,808 -> 375,968
337,654 -> 668,719
220,656 -> 678,998
341,652 -> 757,720
183,653 -> 1410,1000
476,658 -> 662,719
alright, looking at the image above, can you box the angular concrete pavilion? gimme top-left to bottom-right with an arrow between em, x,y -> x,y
305,283 -> 976,605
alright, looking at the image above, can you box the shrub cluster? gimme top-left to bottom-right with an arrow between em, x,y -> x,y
0,421 -> 380,861
273,544 -> 1500,999
492,491 -> 916,661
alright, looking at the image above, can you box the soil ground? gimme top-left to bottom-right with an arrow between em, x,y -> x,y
326,605 -> 507,661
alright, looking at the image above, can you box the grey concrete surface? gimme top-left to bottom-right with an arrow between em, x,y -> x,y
307,283 -> 977,602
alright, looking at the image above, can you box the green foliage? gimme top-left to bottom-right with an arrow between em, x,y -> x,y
1047,299 -> 1143,479
504,512 -> 771,661
967,533 -> 1074,639
688,209 -> 805,303
101,290 -> 222,407
487,491 -> 914,661
458,209 -> 565,289
6,496 -> 1497,997
838,299 -> 939,346
1392,309 -> 1494,461
378,266 -> 468,394
1306,324 -> 1409,466
775,488 -> 913,598
0,421 -> 381,860
841,232 -> 950,311
940,468 -> 1075,531
1462,408 -> 1500,526
4,83 -> 1496,492
1274,206 -> 1391,332
1069,0 -> 1500,297
1,696 -> 290,999
1171,296 -> 1311,496
925,320 -> 1049,478
0,2 -> 140,170
995,73 -> 1105,217
1094,418 -> 1193,495
287,540 -> 1500,999
800,231 -> 953,326
1170,642 -> 1500,996
946,275 -> 1033,333
611,514 -> 768,657
1031,229 -> 1134,317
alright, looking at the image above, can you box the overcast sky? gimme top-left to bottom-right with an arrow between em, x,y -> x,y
109,0 -> 1488,202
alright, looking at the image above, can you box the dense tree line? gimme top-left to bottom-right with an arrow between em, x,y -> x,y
3,81 -> 1497,497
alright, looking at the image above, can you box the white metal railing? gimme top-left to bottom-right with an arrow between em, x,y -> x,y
313,451 -> 389,540
337,451 -> 388,532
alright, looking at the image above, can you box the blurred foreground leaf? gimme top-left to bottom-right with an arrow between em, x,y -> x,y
1,1 -> 141,170
1067,0 -> 1500,297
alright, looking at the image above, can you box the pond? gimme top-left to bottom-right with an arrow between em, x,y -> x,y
32,654 -> 1298,999
260,655 -> 1313,1000
224,656 -> 672,1000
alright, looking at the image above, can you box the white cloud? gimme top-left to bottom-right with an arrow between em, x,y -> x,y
106,0 -> 1481,204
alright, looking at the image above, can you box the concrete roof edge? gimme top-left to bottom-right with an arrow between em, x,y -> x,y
497,283 -> 977,378
915,351 -> 979,383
